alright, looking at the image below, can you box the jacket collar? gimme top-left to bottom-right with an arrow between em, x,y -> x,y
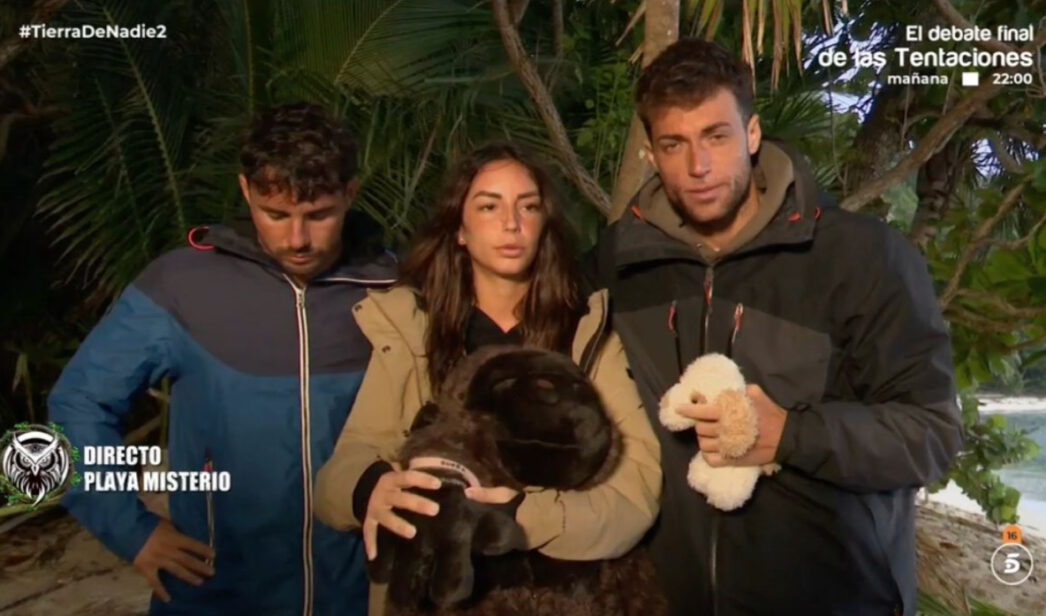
363,286 -> 429,356
612,140 -> 824,270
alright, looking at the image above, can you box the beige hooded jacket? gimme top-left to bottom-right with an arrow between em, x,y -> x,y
313,286 -> 661,611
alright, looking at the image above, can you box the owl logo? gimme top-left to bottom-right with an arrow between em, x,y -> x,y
1,425 -> 72,506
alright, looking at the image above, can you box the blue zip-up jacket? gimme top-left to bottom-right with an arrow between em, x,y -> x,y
49,222 -> 396,615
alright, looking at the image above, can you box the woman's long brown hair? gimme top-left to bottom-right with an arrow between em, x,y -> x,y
399,142 -> 583,395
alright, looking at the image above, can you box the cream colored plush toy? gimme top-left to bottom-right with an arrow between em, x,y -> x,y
659,353 -> 779,511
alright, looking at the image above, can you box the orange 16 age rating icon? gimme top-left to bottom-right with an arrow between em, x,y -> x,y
990,524 -> 1034,586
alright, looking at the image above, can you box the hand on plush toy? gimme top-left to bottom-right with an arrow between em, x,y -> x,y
465,485 -> 520,505
367,481 -> 526,608
677,383 -> 787,468
362,469 -> 442,561
465,486 -> 526,535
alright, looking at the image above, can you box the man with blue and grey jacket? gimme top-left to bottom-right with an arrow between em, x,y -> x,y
49,102 -> 395,615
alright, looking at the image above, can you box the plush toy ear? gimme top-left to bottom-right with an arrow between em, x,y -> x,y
428,529 -> 475,607
386,520 -> 436,607
366,527 -> 396,584
428,498 -> 526,605
409,401 -> 442,433
472,506 -> 527,556
424,488 -> 480,607
386,487 -> 465,607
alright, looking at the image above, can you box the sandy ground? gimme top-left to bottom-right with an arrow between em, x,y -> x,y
916,501 -> 1045,615
1,501 -> 1044,615
0,511 -> 150,615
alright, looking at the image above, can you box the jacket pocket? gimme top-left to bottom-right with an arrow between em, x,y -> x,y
730,304 -> 832,409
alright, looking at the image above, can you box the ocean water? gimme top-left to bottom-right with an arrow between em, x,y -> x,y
927,395 -> 1046,535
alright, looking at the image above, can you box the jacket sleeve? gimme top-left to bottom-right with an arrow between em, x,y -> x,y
773,226 -> 963,492
515,331 -> 662,560
48,283 -> 173,562
314,307 -> 408,531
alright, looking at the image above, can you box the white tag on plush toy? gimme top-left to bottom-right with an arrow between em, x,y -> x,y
408,456 -> 482,488
658,353 -> 778,511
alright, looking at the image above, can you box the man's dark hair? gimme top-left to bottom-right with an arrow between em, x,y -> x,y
240,102 -> 357,201
635,38 -> 754,133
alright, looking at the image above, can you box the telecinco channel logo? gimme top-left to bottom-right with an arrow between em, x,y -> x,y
990,524 -> 1035,586
0,422 -> 77,507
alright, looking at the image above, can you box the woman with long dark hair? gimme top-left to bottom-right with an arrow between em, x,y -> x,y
314,142 -> 660,613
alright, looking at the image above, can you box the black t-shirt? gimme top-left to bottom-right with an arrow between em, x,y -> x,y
464,307 -> 523,353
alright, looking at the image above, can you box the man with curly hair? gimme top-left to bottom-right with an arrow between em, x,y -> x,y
49,102 -> 395,615
584,39 -> 963,615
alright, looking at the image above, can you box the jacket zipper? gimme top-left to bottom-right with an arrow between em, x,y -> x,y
668,300 -> 682,374
701,267 -> 714,355
726,303 -> 744,359
578,292 -> 610,376
286,277 -> 314,616
203,449 -> 215,568
702,265 -> 719,616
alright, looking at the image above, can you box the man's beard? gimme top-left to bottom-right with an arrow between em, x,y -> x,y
668,166 -> 753,234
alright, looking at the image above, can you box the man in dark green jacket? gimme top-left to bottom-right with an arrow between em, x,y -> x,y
584,39 -> 963,616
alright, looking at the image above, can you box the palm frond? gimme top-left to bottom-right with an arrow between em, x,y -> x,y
35,0 -> 224,291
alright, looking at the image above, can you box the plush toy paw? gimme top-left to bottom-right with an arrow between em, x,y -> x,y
659,354 -> 752,446
714,388 -> 757,458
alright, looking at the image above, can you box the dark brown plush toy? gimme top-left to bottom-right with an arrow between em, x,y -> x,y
368,346 -> 665,616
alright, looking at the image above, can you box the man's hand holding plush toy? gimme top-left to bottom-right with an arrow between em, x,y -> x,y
675,383 -> 787,468
658,354 -> 784,511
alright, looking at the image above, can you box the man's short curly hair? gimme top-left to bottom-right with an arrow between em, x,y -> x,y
240,102 -> 357,201
636,39 -> 754,133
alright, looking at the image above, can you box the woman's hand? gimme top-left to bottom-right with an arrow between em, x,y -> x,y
464,486 -> 520,505
362,470 -> 442,560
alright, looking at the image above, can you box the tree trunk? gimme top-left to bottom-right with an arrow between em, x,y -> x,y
609,0 -> 679,222
491,0 -> 612,216
840,83 -> 918,219
910,139 -> 966,248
